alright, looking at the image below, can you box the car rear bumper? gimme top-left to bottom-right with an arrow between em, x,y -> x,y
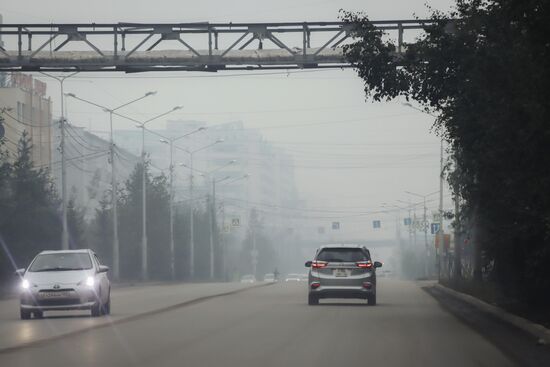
309,286 -> 374,299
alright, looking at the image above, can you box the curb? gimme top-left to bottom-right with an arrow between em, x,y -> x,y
433,283 -> 550,345
0,282 -> 274,354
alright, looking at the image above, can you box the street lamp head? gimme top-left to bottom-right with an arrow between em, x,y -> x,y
160,139 -> 169,144
402,102 -> 413,108
102,108 -> 110,113
173,106 -> 183,111
145,91 -> 157,97
198,127 -> 207,131
65,93 -> 76,98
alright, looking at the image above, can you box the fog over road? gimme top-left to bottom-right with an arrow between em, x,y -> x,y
0,280 -> 513,367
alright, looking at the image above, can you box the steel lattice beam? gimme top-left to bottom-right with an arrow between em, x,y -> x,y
0,20 -> 432,72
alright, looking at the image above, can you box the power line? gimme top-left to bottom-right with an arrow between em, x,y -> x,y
65,124 -> 106,152
37,149 -> 109,168
0,108 -> 57,128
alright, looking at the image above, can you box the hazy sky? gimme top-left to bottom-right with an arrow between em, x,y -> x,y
2,0 -> 456,239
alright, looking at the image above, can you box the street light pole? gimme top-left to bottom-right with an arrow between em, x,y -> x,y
189,151 -> 195,279
40,72 -> 78,250
159,127 -> 205,280
132,107 -> 182,281
209,175 -> 231,280
182,139 -> 224,280
66,91 -> 156,280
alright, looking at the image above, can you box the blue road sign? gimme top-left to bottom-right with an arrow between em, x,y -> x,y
431,223 -> 441,234
373,220 -> 381,229
404,217 -> 412,226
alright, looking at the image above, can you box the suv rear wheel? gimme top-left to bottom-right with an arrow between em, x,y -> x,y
308,294 -> 319,305
367,293 -> 377,306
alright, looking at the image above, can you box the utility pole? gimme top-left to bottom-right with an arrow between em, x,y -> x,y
108,111 -> 120,280
140,127 -> 147,281
220,202 -> 226,281
168,143 -> 175,280
208,175 -> 231,280
209,182 -> 215,280
406,190 -> 440,279
438,138 -> 445,281
209,181 -> 215,280
453,174 -> 461,281
189,152 -> 195,279
252,224 -> 257,279
423,197 -> 429,278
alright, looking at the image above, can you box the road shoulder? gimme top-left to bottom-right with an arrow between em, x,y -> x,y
423,283 -> 550,367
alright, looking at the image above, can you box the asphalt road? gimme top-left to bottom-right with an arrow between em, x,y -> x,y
0,279 -> 515,367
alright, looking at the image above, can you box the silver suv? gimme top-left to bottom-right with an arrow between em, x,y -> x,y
305,245 -> 382,305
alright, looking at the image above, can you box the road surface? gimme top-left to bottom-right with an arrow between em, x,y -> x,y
0,279 -> 514,367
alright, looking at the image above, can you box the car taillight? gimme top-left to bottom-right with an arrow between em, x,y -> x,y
363,282 -> 373,289
311,282 -> 321,289
356,261 -> 373,269
311,261 -> 328,269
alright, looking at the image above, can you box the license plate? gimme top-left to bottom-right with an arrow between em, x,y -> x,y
334,269 -> 347,277
40,291 -> 70,298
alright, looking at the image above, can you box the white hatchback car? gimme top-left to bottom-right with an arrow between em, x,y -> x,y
16,249 -> 111,319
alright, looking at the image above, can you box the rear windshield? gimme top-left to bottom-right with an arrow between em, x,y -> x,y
29,253 -> 93,272
316,248 -> 370,262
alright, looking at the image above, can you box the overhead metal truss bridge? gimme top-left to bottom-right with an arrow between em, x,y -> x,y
0,20 -> 431,72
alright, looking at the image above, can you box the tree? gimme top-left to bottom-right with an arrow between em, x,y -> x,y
0,132 -> 60,282
67,194 -> 88,249
342,0 -> 550,306
88,194 -> 113,267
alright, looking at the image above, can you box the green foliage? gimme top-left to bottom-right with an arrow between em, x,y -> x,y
68,194 -> 87,249
0,132 -> 61,282
342,0 -> 550,305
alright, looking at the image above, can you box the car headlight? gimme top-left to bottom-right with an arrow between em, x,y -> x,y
85,276 -> 95,287
21,279 -> 30,290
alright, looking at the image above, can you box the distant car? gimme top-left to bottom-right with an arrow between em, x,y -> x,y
16,249 -> 111,319
285,273 -> 302,282
240,274 -> 256,283
305,245 -> 382,305
263,273 -> 277,282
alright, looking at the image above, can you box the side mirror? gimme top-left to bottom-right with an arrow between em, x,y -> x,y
98,265 -> 109,273
305,261 -> 312,268
374,261 -> 383,268
15,268 -> 26,277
